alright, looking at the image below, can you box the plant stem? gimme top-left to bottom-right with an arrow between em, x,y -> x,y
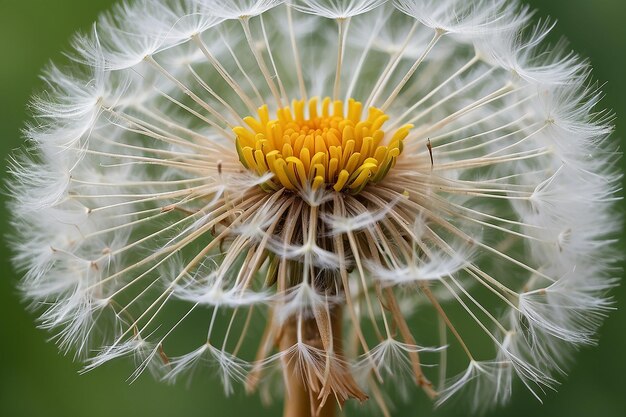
282,368 -> 337,417
280,314 -> 339,417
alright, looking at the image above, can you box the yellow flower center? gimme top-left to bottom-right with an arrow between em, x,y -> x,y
234,97 -> 413,194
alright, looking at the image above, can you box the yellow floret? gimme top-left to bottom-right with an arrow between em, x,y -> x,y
233,97 -> 413,194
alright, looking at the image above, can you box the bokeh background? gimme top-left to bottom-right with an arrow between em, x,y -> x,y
0,1 -> 624,416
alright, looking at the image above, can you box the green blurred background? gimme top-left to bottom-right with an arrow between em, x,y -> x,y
0,1 -> 624,416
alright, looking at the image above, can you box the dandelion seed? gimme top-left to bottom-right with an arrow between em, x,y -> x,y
9,0 -> 620,416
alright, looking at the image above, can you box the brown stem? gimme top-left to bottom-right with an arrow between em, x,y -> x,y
282,369 -> 336,417
280,314 -> 337,417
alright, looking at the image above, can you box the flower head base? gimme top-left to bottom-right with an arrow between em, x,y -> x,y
235,97 -> 412,194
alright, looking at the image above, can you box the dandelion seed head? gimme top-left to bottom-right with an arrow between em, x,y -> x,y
8,0 -> 621,414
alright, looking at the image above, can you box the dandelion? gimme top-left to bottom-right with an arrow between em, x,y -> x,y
8,0 -> 621,416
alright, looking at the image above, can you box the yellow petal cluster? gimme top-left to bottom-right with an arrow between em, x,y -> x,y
234,97 -> 413,194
